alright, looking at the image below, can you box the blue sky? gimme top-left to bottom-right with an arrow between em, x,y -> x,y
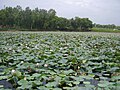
0,0 -> 120,25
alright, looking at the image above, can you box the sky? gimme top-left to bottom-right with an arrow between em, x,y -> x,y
0,0 -> 120,25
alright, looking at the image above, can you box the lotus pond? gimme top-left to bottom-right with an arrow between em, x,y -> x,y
0,32 -> 120,90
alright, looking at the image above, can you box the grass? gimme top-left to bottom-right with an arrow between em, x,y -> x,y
1,27 -> 120,33
92,27 -> 120,33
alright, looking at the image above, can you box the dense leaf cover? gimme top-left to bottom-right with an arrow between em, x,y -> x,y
0,32 -> 120,90
0,6 -> 92,31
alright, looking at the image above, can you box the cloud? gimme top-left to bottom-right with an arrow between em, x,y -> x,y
58,0 -> 91,7
0,0 -> 120,25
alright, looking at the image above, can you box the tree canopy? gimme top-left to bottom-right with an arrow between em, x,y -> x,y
0,6 -> 93,31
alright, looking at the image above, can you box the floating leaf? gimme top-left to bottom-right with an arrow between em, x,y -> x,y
0,76 -> 7,80
98,81 -> 109,88
45,82 -> 58,87
18,79 -> 32,89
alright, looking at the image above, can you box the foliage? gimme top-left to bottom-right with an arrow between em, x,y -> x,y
0,32 -> 120,90
93,23 -> 120,30
93,23 -> 116,29
92,27 -> 120,33
0,6 -> 92,31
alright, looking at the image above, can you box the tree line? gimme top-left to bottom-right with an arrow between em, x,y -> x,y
93,23 -> 120,30
0,6 -> 93,31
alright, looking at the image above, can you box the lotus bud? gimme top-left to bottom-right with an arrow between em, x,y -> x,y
21,61 -> 24,64
9,48 -> 12,51
50,50 -> 53,52
11,69 -> 16,75
44,64 -> 48,67
36,63 -> 40,67
24,77 -> 27,80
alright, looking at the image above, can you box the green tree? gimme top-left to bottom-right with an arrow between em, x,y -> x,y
0,6 -> 93,31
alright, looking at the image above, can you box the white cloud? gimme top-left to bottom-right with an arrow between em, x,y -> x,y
0,0 -> 120,25
58,0 -> 92,7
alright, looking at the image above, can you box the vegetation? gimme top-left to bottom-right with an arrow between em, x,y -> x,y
93,23 -> 116,29
91,24 -> 120,33
93,23 -> 120,30
0,32 -> 120,90
0,6 -> 92,31
92,28 -> 120,33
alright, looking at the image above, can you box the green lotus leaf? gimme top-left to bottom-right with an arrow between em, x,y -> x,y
98,81 -> 109,88
0,85 -> 4,88
112,75 -> 120,81
45,82 -> 58,87
18,79 -> 32,89
0,76 -> 7,80
37,86 -> 49,90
